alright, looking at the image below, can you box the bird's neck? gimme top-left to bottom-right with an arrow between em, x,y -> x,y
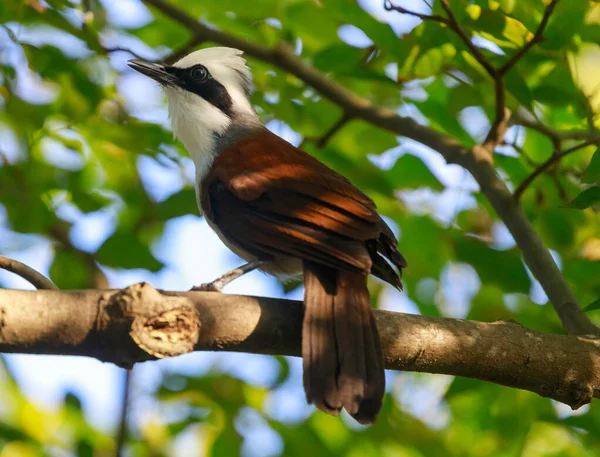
194,114 -> 262,183
171,105 -> 261,184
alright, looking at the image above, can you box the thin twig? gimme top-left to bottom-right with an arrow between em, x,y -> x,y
503,140 -> 540,168
511,113 -> 600,142
0,255 -> 58,290
386,0 -> 503,151
488,0 -> 560,151
300,113 -> 353,150
581,90 -> 597,132
386,0 -> 560,153
82,0 -> 93,29
514,137 -> 600,201
384,0 -> 495,76
440,0 -> 510,151
103,47 -> 147,62
383,0 -> 447,23
115,369 -> 132,457
438,0 -> 496,77
483,79 -> 510,151
550,168 -> 569,203
498,0 -> 560,76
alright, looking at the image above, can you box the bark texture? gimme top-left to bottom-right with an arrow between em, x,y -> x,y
0,283 -> 598,409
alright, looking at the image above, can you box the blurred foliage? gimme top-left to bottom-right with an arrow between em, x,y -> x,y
1,0 -> 600,455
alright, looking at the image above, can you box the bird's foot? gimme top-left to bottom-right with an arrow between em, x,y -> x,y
189,260 -> 265,293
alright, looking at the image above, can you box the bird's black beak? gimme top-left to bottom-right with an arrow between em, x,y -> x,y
127,59 -> 176,85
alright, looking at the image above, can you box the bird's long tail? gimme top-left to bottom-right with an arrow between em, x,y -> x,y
302,260 -> 385,424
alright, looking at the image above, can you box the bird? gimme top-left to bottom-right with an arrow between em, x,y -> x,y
128,47 -> 406,424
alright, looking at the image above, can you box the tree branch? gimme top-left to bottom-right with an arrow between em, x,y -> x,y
498,0 -> 560,76
386,0 -> 560,153
385,0 -> 495,77
0,284 -> 598,410
299,113 -> 353,150
514,137 -> 600,201
438,0 -> 496,77
115,369 -> 132,457
102,47 -> 148,62
141,0 -> 598,335
383,1 -> 447,24
386,0 -> 508,154
488,0 -> 557,152
512,113 -> 600,142
0,255 -> 58,290
483,79 -> 510,152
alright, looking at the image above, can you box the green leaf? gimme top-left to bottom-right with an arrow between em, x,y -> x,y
522,129 -> 553,163
499,0 -> 516,14
534,208 -> 577,250
157,188 -> 199,220
505,68 -> 533,110
96,232 -> 163,271
563,186 -> 600,210
64,391 -> 83,411
50,248 -> 94,289
313,45 -> 365,73
532,85 -> 577,107
455,238 -> 531,293
543,0 -> 588,49
583,148 -> 600,184
584,297 -> 600,312
76,440 -> 94,457
413,44 -> 456,78
70,190 -> 112,214
284,3 -> 339,51
448,83 -> 483,114
387,154 -> 444,191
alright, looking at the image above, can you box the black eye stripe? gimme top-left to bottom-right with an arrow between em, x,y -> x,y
165,64 -> 233,118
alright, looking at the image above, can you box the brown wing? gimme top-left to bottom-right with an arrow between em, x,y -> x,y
201,128 -> 406,283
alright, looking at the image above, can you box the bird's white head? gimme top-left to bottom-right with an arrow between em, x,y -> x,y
128,47 -> 259,177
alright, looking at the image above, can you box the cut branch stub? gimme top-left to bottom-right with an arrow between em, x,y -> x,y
102,283 -> 201,365
131,307 -> 200,358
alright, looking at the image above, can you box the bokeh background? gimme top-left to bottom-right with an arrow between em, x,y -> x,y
1,0 -> 600,455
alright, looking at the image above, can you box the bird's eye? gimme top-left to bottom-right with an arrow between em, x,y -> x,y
190,65 -> 208,81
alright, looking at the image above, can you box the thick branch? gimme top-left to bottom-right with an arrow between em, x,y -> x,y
0,284 -> 598,410
0,255 -> 58,290
141,0 -> 598,335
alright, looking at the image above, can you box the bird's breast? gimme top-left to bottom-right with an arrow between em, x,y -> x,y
198,180 -> 302,279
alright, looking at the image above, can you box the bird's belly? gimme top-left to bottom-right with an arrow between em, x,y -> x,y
204,216 -> 302,278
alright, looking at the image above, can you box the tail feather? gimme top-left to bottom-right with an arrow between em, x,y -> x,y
302,263 -> 342,414
303,260 -> 385,423
354,304 -> 385,423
